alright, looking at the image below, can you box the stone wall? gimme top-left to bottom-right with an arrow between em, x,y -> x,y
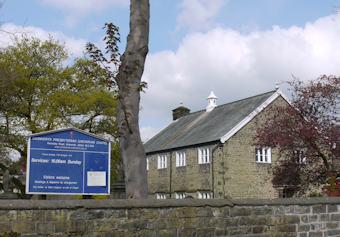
147,145 -> 214,198
171,147 -> 212,195
216,95 -> 290,199
0,197 -> 339,237
217,102 -> 274,199
147,151 -> 171,195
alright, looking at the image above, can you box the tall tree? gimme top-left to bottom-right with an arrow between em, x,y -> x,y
0,36 -> 121,197
87,0 -> 150,198
116,0 -> 149,199
254,75 -> 339,195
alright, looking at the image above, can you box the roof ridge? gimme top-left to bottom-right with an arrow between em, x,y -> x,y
217,90 -> 276,108
186,90 -> 276,115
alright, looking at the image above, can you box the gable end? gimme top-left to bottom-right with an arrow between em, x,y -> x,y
220,90 -> 289,143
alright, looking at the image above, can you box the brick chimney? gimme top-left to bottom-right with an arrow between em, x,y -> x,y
172,105 -> 190,120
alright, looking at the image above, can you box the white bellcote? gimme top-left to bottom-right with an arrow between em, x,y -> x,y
206,91 -> 218,112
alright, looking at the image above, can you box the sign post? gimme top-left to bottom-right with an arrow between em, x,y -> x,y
26,128 -> 110,195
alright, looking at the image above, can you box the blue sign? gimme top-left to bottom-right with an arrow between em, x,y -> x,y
26,128 -> 110,195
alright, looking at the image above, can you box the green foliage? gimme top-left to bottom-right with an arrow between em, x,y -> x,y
306,191 -> 324,197
323,173 -> 340,197
0,232 -> 20,237
86,23 -> 148,93
0,35 -> 122,197
0,36 -> 70,159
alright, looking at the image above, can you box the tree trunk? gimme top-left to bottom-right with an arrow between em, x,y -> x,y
116,0 -> 149,199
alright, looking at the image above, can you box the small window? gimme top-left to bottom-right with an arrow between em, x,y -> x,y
157,154 -> 167,169
176,151 -> 186,167
197,191 -> 211,199
175,192 -> 186,199
146,156 -> 150,171
294,149 -> 306,164
156,193 -> 166,199
198,147 -> 210,164
255,147 -> 271,163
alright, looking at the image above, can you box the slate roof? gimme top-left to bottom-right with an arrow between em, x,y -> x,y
145,90 -> 277,153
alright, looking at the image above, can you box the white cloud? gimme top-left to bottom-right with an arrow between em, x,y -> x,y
176,0 -> 228,32
140,13 -> 340,136
0,23 -> 87,58
40,0 -> 129,27
140,126 -> 161,143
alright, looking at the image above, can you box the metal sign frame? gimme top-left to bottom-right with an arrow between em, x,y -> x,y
26,128 -> 111,195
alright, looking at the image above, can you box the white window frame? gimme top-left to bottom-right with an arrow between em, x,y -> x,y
175,192 -> 186,199
156,193 -> 166,199
197,191 -> 211,199
146,156 -> 150,171
176,151 -> 186,167
157,154 -> 167,169
255,147 -> 271,163
294,148 -> 307,164
198,147 -> 210,164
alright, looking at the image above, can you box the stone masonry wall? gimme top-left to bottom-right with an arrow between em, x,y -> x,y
215,95 -> 289,199
0,197 -> 339,237
147,152 -> 171,195
218,115 -> 279,199
171,147 -> 212,195
147,146 -> 213,198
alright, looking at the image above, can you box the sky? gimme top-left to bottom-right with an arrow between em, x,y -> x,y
1,0 -> 340,141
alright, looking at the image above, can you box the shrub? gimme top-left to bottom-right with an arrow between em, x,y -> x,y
323,173 -> 340,196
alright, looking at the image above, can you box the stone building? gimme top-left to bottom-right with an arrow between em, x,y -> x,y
144,89 -> 290,199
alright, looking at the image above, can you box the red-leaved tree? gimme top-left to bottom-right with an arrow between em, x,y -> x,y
254,75 -> 339,195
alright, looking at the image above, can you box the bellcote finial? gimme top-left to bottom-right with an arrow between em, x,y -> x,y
275,82 -> 279,91
206,91 -> 218,112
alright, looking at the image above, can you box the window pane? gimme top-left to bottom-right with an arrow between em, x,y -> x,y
267,147 -> 271,163
255,147 -> 271,163
198,149 -> 202,164
206,148 -> 209,163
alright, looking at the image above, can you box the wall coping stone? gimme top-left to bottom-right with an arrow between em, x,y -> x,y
0,199 -> 233,210
232,197 -> 340,206
0,197 -> 339,210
